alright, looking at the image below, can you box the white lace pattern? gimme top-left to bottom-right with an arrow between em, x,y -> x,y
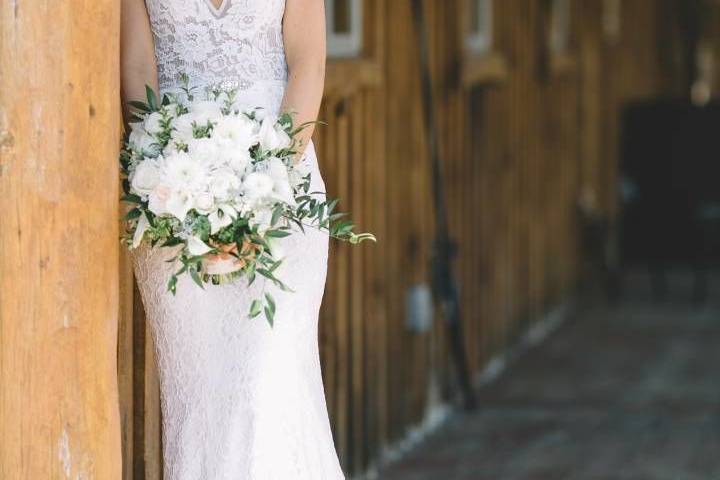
134,1 -> 345,478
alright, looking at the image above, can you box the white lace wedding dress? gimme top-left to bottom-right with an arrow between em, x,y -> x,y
131,1 -> 345,478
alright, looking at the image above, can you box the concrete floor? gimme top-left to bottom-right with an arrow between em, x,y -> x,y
381,273 -> 720,480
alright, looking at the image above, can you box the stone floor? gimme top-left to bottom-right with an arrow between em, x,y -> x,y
381,273 -> 720,480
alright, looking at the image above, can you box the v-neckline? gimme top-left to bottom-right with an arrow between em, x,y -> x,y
203,0 -> 230,18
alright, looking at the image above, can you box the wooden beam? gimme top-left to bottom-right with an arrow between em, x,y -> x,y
0,1 -> 122,478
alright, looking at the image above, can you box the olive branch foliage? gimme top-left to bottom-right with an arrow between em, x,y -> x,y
120,80 -> 375,325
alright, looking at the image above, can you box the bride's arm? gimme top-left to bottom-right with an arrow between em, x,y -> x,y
281,0 -> 327,160
121,0 -> 159,126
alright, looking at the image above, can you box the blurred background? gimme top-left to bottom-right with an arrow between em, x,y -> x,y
114,0 -> 720,478
2,0 -> 720,479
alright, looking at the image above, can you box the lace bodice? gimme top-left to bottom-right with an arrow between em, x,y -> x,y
145,0 -> 288,110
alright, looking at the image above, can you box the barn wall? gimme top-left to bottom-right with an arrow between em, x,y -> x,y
117,1 -> 689,477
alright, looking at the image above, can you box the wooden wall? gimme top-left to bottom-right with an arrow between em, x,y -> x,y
1,1 -> 123,478
117,1 -> 692,477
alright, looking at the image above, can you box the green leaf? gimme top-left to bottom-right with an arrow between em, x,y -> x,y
326,198 -> 339,214
265,293 -> 276,316
249,299 -> 263,318
271,205 -> 284,227
124,208 -> 142,221
264,307 -> 275,327
167,275 -> 178,295
265,229 -> 292,239
128,100 -> 151,112
161,237 -> 184,247
146,85 -> 158,111
121,194 -> 143,204
189,267 -> 205,289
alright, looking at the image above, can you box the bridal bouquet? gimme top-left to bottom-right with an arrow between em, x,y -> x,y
120,76 -> 374,324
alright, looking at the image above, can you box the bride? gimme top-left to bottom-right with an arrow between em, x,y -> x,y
120,0 -> 345,478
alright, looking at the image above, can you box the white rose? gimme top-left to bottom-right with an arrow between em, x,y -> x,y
171,113 -> 195,144
223,149 -> 251,174
243,172 -> 274,200
144,112 -> 164,135
213,115 -> 258,149
130,157 -> 163,196
187,137 -> 221,166
194,192 -> 215,214
148,184 -> 171,216
129,123 -> 159,156
164,151 -> 208,192
189,100 -> 223,126
257,116 -> 291,151
209,168 -> 241,201
272,178 -> 296,206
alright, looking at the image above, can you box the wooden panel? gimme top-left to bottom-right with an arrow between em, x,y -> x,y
0,1 -> 122,478
116,0 -> 694,476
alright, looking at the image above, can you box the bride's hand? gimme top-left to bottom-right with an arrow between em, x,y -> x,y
203,241 -> 258,268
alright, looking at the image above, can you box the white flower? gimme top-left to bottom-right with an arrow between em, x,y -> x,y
267,157 -> 296,206
193,192 -> 215,214
129,122 -> 159,156
208,205 -> 237,234
171,114 -> 195,145
288,167 -> 305,191
164,151 -> 208,192
209,168 -> 241,201
251,207 -> 274,233
130,157 -> 164,196
148,184 -> 172,216
143,112 -> 164,135
187,137 -> 221,166
223,149 -> 251,174
189,100 -> 223,126
213,115 -> 258,149
257,116 -> 291,151
243,172 -> 274,200
187,235 -> 213,256
132,212 -> 150,249
165,190 -> 195,222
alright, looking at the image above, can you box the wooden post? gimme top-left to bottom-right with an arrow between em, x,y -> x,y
0,1 -> 122,479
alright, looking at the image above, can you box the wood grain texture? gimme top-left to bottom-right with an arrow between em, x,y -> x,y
0,0 -> 122,478
116,0 -> 694,476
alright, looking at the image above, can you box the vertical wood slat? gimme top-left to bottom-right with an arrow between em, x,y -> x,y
0,1 -> 122,478
118,252 -> 135,480
333,101 -> 351,469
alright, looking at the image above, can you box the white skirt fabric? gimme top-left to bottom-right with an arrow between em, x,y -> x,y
131,141 -> 345,479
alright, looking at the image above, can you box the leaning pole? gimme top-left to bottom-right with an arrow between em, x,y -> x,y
0,1 -> 122,478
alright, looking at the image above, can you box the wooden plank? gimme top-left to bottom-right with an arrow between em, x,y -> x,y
118,253 -> 134,480
0,1 -> 122,478
333,100 -> 351,468
349,92 -> 365,474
